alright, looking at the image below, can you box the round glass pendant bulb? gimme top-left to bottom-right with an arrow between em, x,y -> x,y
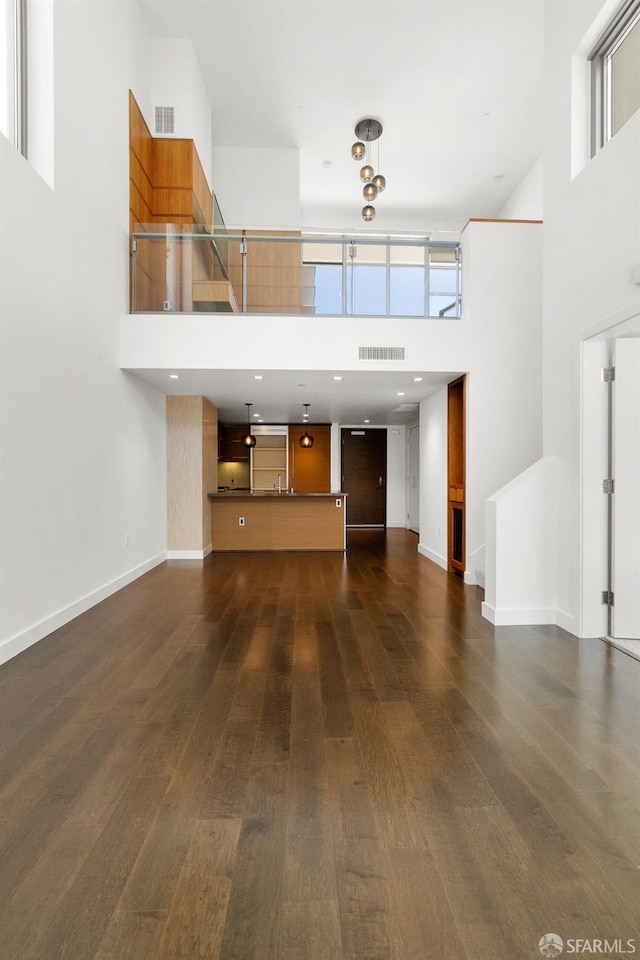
241,432 -> 257,448
362,204 -> 376,222
351,141 -> 365,161
372,173 -> 386,193
363,182 -> 378,201
299,432 -> 315,448
360,164 -> 374,183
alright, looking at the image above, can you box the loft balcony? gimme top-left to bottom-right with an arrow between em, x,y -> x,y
130,226 -> 462,319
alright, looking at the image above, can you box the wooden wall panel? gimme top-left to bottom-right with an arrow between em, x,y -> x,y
202,398 -> 218,549
167,396 -> 218,553
210,496 -> 345,551
192,150 -> 213,225
153,138 -> 194,187
167,397 -> 206,552
288,425 -> 331,493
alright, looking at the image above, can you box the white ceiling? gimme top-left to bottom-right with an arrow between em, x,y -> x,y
127,367 -> 459,425
135,0 -> 543,423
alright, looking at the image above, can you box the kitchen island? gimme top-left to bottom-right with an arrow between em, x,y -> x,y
208,491 -> 346,551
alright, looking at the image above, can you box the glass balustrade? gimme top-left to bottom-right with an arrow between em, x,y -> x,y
130,225 -> 461,318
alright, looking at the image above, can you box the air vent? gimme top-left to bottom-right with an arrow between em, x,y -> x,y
358,346 -> 405,361
155,106 -> 175,134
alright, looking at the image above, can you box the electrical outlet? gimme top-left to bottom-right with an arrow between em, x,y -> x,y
238,517 -> 245,526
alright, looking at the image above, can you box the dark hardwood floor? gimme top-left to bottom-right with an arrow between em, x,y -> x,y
0,530 -> 639,959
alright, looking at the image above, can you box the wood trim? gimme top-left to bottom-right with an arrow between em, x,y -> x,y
447,375 -> 466,576
462,217 -> 543,232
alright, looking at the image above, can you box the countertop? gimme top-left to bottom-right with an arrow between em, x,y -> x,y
209,491 -> 346,498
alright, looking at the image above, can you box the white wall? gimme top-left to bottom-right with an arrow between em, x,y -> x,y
462,220 -> 544,583
498,156 -> 543,220
543,0 -> 640,635
150,37 -> 213,188
418,389 -> 448,568
386,426 -> 406,527
483,457 -> 557,625
211,147 -> 300,228
0,0 -> 167,665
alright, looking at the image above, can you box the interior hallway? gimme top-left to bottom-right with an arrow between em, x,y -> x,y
0,530 -> 639,959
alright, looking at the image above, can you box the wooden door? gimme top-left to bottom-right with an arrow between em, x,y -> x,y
341,428 -> 387,527
288,425 -> 331,493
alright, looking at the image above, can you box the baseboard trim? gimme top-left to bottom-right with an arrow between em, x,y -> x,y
167,545 -> 212,560
0,551 -> 168,667
417,543 -> 447,570
481,601 -> 557,626
555,609 -> 577,636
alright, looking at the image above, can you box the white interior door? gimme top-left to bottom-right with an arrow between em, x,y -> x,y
611,338 -> 640,639
407,424 -> 420,534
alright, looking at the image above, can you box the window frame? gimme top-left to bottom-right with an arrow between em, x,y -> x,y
589,0 -> 640,154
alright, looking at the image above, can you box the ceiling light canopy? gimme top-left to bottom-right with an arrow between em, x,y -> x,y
351,118 -> 386,222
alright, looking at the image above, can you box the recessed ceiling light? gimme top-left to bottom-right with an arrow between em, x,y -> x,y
322,160 -> 333,169
364,419 -> 370,424
333,376 -> 343,381
253,413 -> 260,418
397,391 -> 405,396
258,419 -> 264,423
169,374 -> 179,379
413,377 -> 423,382
254,375 -> 263,380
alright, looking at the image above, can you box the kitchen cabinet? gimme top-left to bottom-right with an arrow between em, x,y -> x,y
221,425 -> 250,462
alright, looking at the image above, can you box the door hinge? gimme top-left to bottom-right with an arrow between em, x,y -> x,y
132,238 -> 137,253
602,366 -> 615,382
240,238 -> 248,256
601,590 -> 614,606
601,478 -> 615,494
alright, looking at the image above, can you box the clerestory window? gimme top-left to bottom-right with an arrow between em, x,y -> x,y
0,0 -> 28,157
590,0 -> 640,152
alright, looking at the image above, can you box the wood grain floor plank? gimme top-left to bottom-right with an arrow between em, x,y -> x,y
278,900 -> 343,960
217,762 -> 288,960
14,775 -> 169,960
155,819 -> 241,960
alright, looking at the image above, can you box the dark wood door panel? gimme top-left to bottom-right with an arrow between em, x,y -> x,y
341,428 -> 387,527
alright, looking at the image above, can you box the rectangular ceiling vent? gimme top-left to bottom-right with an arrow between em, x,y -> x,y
358,346 -> 405,361
155,106 -> 175,134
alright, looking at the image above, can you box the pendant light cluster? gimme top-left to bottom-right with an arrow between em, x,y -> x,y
240,402 -> 257,447
299,404 -> 314,448
351,118 -> 386,222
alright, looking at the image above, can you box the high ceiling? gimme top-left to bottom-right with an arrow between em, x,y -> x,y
139,0 -> 544,233
135,0 -> 544,423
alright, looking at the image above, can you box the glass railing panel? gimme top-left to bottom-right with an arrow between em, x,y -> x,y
390,265 -> 426,316
311,263 -> 343,315
130,229 -> 462,317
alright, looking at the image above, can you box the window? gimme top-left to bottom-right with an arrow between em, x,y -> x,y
590,0 -> 640,151
1,0 -> 27,156
301,238 -> 461,318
